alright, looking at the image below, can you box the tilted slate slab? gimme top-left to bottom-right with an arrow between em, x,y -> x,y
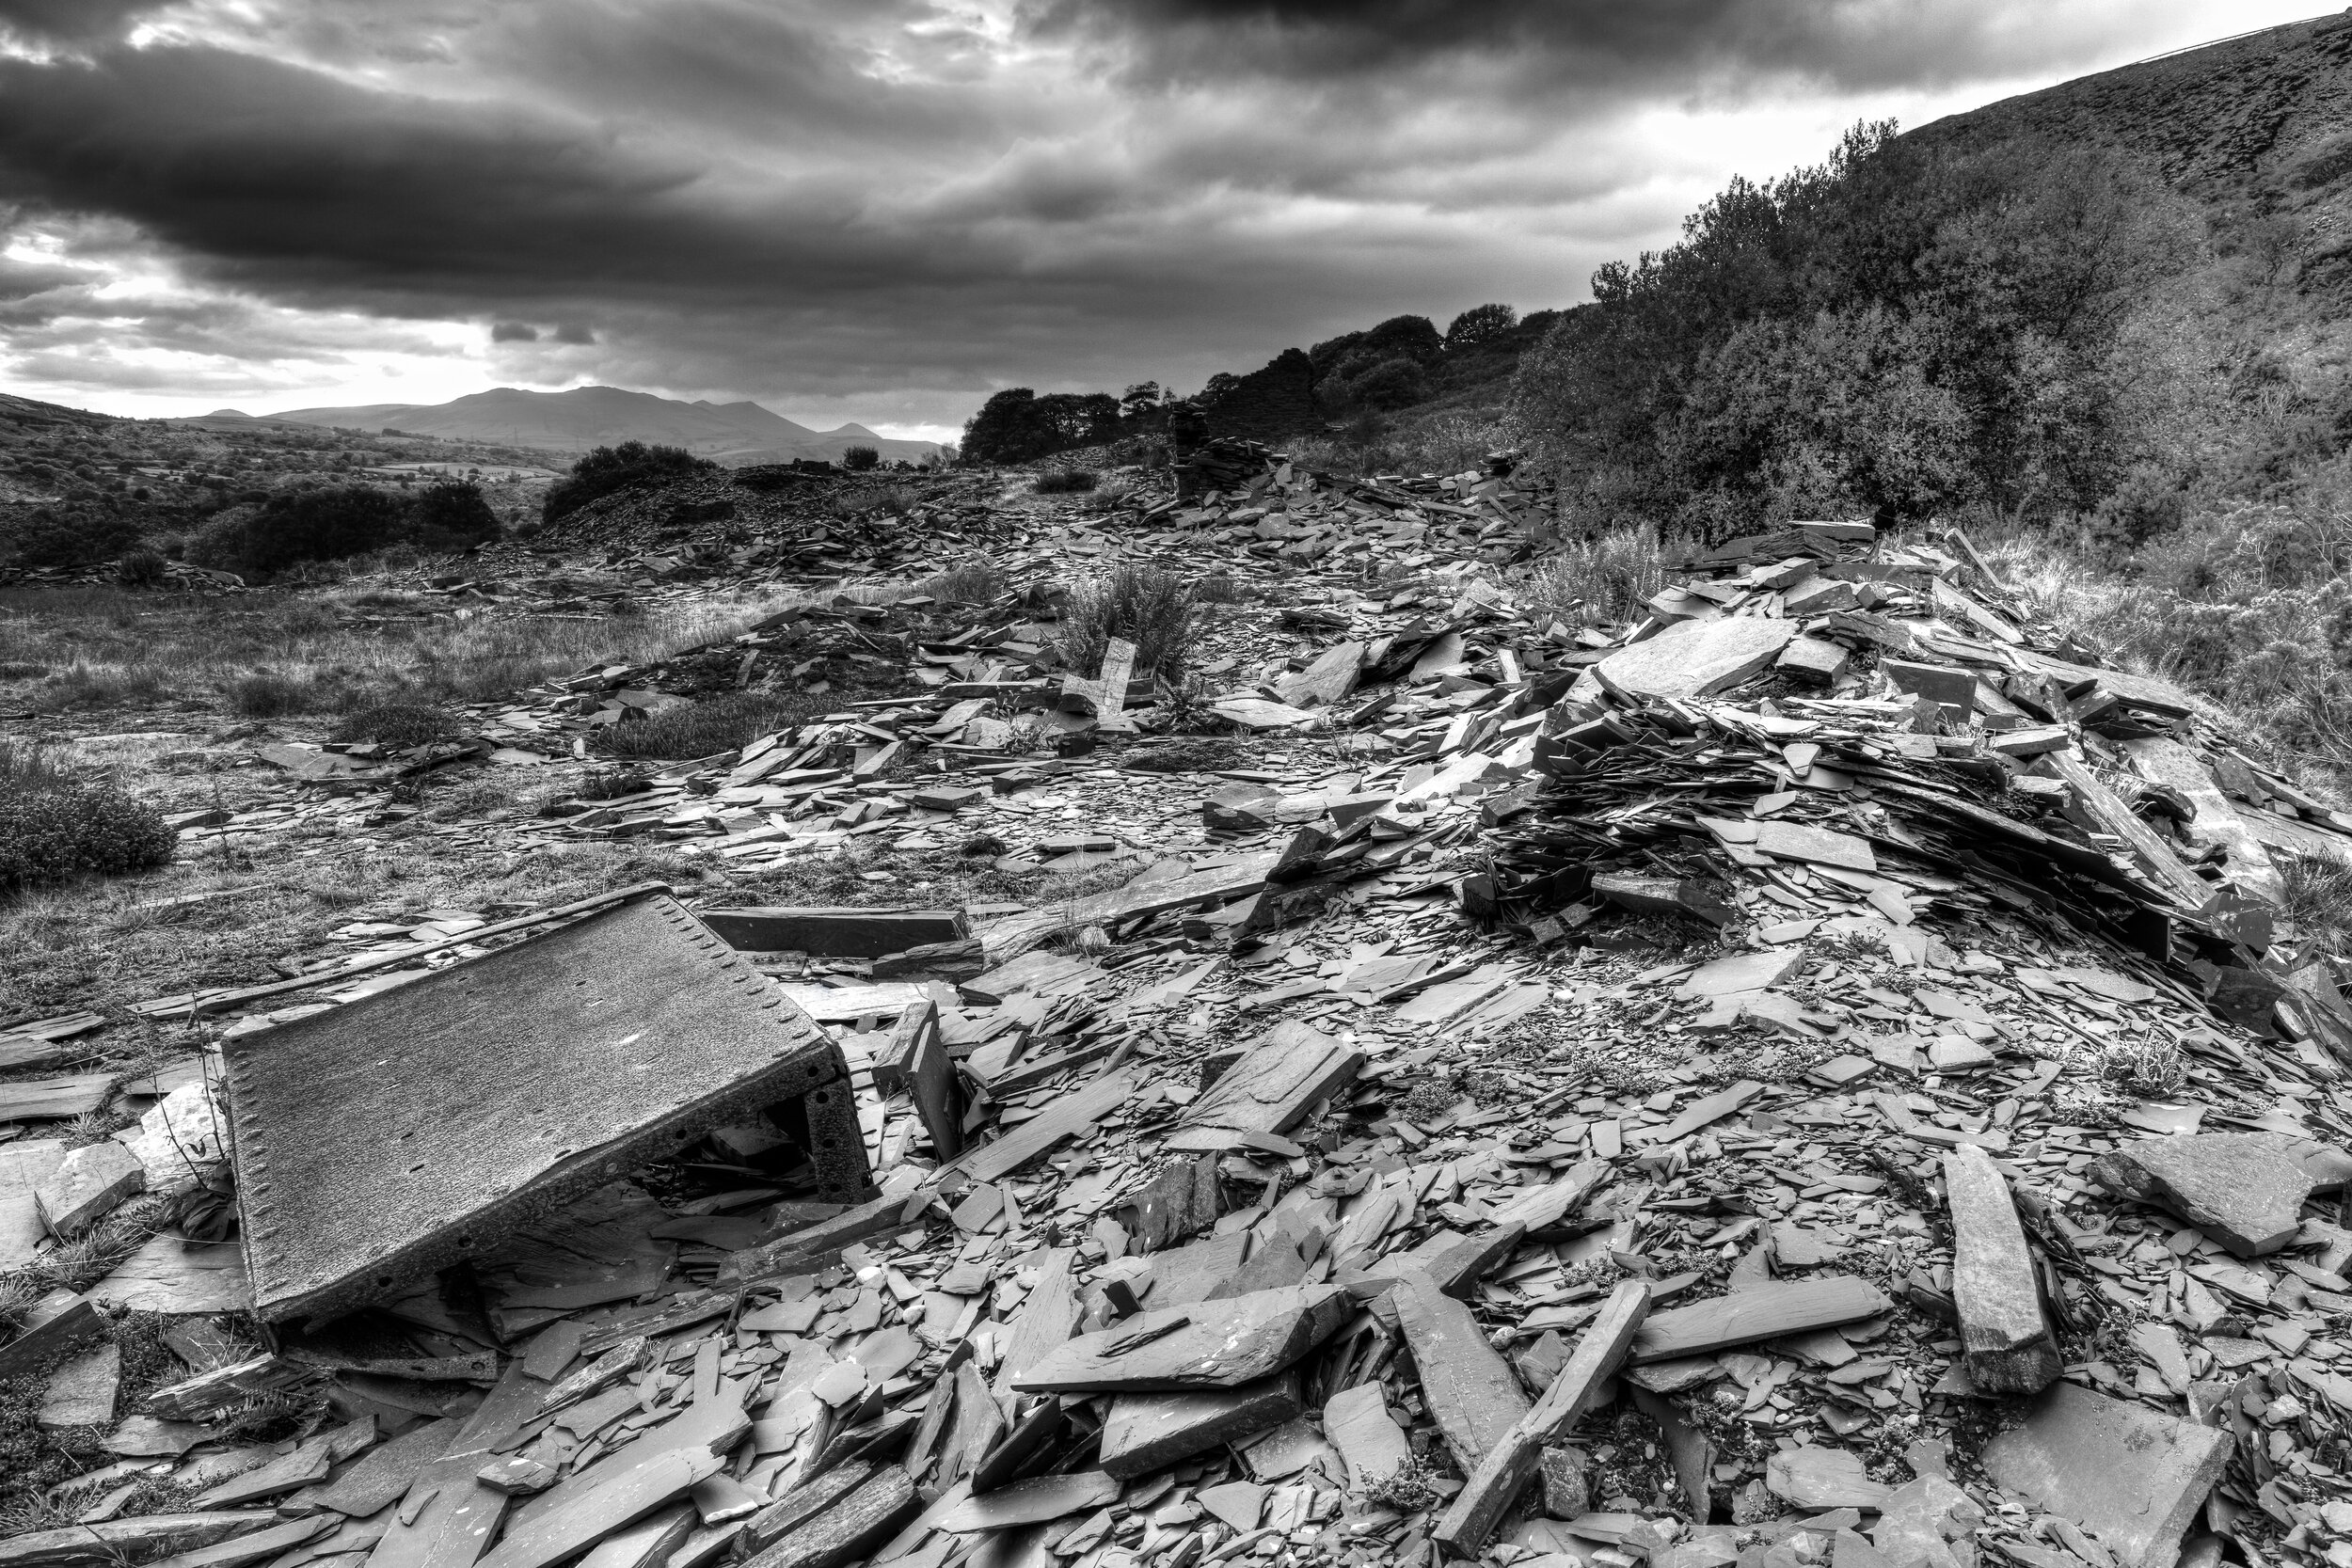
223,892 -> 866,1323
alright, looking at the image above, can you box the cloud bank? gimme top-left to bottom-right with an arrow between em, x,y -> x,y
0,0 -> 2323,428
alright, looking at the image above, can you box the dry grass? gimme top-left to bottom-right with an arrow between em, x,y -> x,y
2280,857 -> 2352,952
596,690 -> 825,761
0,582 -> 802,719
922,559 -> 1011,607
1517,525 -> 1666,627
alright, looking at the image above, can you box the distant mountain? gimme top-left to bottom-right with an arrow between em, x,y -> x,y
269,386 -> 940,466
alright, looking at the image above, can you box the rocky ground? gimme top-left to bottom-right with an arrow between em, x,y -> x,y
1,451 -> 2349,1568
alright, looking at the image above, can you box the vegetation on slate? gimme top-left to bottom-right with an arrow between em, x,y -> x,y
542,441 -> 716,525
0,738 -> 175,891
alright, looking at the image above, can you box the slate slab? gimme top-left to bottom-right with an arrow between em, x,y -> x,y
1944,1146 -> 2059,1393
2089,1132 -> 2352,1257
1979,1383 -> 2230,1568
1098,1374 -> 1301,1479
1596,618 -> 1797,702
1011,1284 -> 1351,1393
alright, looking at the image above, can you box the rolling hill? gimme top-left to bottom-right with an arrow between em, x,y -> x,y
270,386 -> 940,467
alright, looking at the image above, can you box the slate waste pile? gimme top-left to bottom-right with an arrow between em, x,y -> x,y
9,460 -> 2352,1568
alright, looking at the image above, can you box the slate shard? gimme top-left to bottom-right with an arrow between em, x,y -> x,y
222,891 -> 868,1323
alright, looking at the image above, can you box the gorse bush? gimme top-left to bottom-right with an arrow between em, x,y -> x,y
1033,468 -> 1099,494
1058,565 -> 1200,682
1512,121 -> 2183,540
7,506 -> 143,568
841,445 -> 881,472
543,443 -> 715,525
114,547 -> 167,587
183,483 -> 497,579
0,740 -> 174,891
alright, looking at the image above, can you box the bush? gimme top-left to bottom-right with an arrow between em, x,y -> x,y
1034,468 -> 1099,494
543,443 -> 714,525
406,481 -> 502,552
228,672 -> 312,718
115,547 -> 167,587
842,445 -> 881,472
186,486 -> 405,578
0,744 -> 175,890
7,507 -> 143,568
1058,565 -> 1199,681
1340,357 -> 1429,411
597,690 -> 824,760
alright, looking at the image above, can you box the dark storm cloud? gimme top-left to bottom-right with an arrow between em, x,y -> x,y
0,0 -> 166,44
1022,0 -> 2162,94
0,0 -> 2288,424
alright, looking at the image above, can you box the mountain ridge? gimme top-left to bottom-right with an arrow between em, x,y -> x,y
268,385 -> 939,466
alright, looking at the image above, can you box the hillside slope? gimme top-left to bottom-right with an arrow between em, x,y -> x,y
273,386 -> 940,466
1913,11 -> 2352,295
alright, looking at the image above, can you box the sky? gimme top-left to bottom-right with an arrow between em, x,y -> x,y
0,1 -> 2333,443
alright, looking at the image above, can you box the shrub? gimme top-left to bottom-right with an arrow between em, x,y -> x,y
1341,356 -> 1429,411
597,690 -> 824,760
7,507 -> 143,568
115,547 -> 167,588
543,443 -> 714,525
842,445 -> 881,472
186,487 -> 405,578
1034,468 -> 1099,495
228,672 -> 312,718
330,702 -> 460,748
1058,565 -> 1199,681
406,481 -> 503,552
0,747 -> 175,891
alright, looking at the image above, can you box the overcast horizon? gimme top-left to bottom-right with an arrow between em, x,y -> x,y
0,1 -> 2333,446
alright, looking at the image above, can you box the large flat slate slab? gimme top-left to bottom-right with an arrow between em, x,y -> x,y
1596,618 -> 1797,702
1979,1382 -> 2230,1568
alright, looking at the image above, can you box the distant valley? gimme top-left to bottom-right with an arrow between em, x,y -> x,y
263,385 -> 942,467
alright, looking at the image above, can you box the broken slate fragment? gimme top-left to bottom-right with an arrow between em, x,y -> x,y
1765,1446 -> 1889,1511
34,1139 -> 145,1237
1943,1145 -> 2060,1393
1629,1276 -> 1889,1365
1011,1283 -> 1351,1393
2088,1132 -> 2352,1257
1098,1373 -> 1302,1479
1392,1268 -> 1529,1473
1978,1382 -> 2230,1568
1322,1382 -> 1410,1490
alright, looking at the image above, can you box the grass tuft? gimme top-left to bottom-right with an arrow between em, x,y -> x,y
330,701 -> 461,748
1058,564 -> 1200,682
597,690 -> 824,761
1518,525 -> 1666,627
922,559 -> 1010,607
1033,468 -> 1099,495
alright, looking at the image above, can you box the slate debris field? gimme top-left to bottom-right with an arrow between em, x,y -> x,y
4,448 -> 2352,1568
